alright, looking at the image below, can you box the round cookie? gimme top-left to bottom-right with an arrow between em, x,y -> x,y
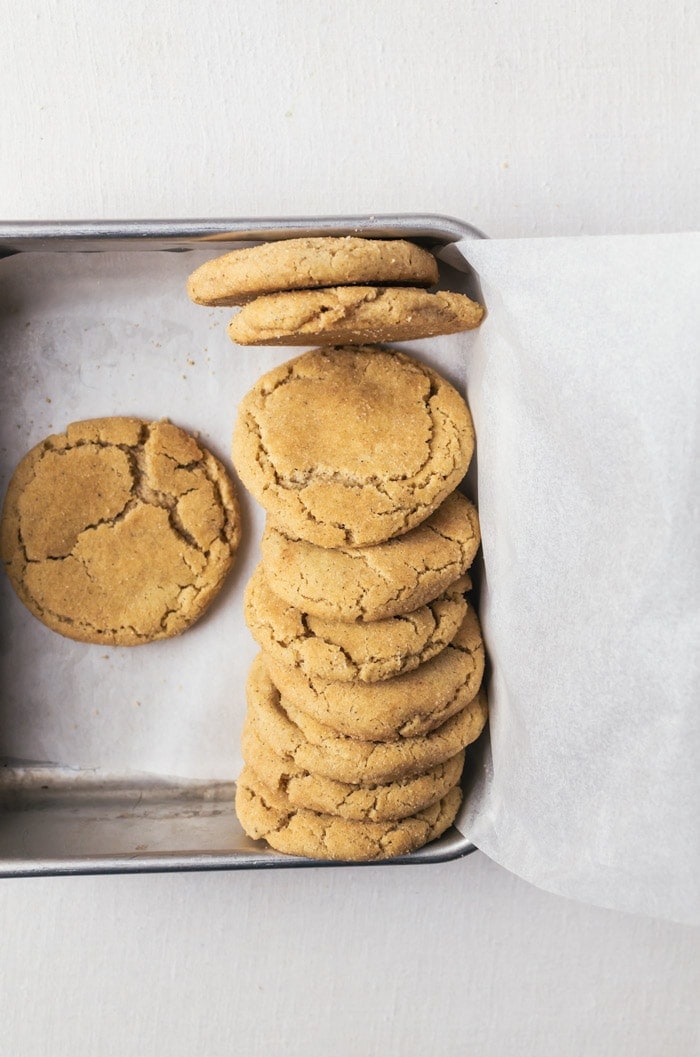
236,765 -> 462,862
187,236 -> 439,306
0,417 -> 241,645
260,490 -> 480,622
245,654 -> 488,784
245,563 -> 471,683
242,722 -> 465,822
232,346 -> 475,548
227,286 -> 484,346
263,606 -> 484,741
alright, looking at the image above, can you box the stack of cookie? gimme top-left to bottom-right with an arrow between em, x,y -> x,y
187,235 -> 487,860
230,344 -> 487,861
186,235 -> 483,346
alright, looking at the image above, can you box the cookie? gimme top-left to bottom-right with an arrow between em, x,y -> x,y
186,236 -> 439,306
227,286 -> 484,346
0,417 -> 241,645
232,346 -> 475,549
242,721 -> 465,822
260,490 -> 480,622
245,563 -> 471,683
236,764 -> 462,861
263,605 -> 484,741
245,653 -> 488,784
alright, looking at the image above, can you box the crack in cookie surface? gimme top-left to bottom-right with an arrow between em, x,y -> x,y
242,720 -> 466,822
244,655 -> 488,784
260,490 -> 480,623
1,417 -> 241,645
262,605 -> 484,742
235,765 -> 463,861
245,564 -> 471,683
232,346 -> 474,548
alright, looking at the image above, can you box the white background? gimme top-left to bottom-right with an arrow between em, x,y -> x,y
0,2 -> 698,1055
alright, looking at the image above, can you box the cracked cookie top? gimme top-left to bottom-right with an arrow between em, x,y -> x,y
227,287 -> 484,346
232,346 -> 475,548
244,563 -> 471,684
260,489 -> 480,622
186,236 -> 439,307
242,719 -> 466,823
244,653 -> 488,785
235,763 -> 463,862
262,606 -> 484,742
0,417 -> 241,645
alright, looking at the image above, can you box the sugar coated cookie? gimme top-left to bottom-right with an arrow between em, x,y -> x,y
245,654 -> 488,784
263,605 -> 484,741
242,722 -> 465,822
236,764 -> 462,861
187,236 -> 439,306
245,563 -> 471,683
260,489 -> 480,622
227,286 -> 484,346
233,346 -> 475,548
0,417 -> 241,644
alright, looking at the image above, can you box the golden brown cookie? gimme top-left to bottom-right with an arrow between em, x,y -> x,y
242,721 -> 465,822
227,286 -> 484,346
244,563 -> 471,683
0,417 -> 241,645
186,236 -> 439,306
236,764 -> 462,861
260,490 -> 480,622
244,653 -> 488,784
263,605 -> 484,741
232,346 -> 475,549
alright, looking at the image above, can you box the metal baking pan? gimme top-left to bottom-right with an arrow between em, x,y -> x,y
0,214 -> 485,876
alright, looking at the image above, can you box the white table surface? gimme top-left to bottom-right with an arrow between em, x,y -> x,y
1,3 -> 698,1055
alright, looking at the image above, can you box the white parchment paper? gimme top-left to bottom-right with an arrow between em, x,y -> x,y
1,235 -> 697,922
450,233 -> 700,924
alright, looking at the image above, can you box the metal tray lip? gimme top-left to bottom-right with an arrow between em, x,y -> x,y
0,211 -> 482,876
0,772 -> 477,876
0,840 -> 476,879
0,212 -> 486,252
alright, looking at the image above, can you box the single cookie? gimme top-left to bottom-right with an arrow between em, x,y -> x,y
242,721 -> 465,822
263,605 -> 484,741
245,563 -> 471,683
236,764 -> 462,861
245,653 -> 488,784
260,490 -> 480,622
0,418 -> 241,645
187,236 -> 439,306
232,346 -> 475,549
227,286 -> 484,346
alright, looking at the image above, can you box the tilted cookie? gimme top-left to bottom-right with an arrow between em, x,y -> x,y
236,764 -> 463,861
260,489 -> 480,622
245,563 -> 471,683
263,605 -> 484,741
187,236 -> 439,306
233,346 -> 475,548
245,653 -> 488,784
0,417 -> 240,645
227,286 -> 484,346
242,722 -> 465,822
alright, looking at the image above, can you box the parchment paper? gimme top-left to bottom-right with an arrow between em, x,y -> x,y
449,233 -> 700,924
1,235 -> 697,922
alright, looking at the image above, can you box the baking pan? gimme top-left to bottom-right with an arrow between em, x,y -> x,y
0,214 -> 484,876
